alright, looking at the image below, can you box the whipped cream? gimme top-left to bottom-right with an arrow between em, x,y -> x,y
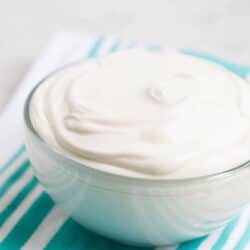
30,49 -> 250,178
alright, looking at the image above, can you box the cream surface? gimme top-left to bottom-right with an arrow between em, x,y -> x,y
30,49 -> 250,178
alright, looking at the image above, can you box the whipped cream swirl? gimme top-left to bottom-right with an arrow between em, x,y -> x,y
30,49 -> 250,178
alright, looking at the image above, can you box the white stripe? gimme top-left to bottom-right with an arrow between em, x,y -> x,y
22,206 -> 68,250
243,240 -> 250,250
0,185 -> 43,241
0,168 -> 34,212
94,38 -> 131,57
221,208 -> 250,250
198,228 -> 224,250
0,154 -> 27,186
96,38 -> 117,56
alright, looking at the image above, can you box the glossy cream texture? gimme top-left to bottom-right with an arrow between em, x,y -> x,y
30,49 -> 250,178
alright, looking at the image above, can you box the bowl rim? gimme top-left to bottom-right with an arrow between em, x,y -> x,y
23,61 -> 250,185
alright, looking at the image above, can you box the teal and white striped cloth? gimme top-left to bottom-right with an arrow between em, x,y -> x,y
0,31 -> 250,250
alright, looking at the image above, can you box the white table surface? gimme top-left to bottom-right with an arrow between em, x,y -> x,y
0,0 -> 250,110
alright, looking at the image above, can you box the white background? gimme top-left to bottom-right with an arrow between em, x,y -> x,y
0,0 -> 250,109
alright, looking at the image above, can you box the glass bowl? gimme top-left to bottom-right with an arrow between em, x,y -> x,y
24,64 -> 250,247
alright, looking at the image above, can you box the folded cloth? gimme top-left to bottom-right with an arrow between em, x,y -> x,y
0,31 -> 250,250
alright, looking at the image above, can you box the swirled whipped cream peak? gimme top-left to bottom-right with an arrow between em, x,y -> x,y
30,49 -> 250,178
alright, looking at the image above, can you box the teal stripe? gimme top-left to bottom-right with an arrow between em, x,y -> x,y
180,49 -> 250,78
108,40 -> 120,53
0,159 -> 30,198
45,218 -> 150,250
0,145 -> 26,175
0,177 -> 38,227
236,222 -> 250,249
212,216 -> 240,250
86,37 -> 104,58
177,235 -> 207,250
0,192 -> 54,250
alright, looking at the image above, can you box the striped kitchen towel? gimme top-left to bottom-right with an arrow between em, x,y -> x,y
0,31 -> 250,250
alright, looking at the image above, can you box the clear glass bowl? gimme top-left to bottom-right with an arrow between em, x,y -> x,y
24,65 -> 250,247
